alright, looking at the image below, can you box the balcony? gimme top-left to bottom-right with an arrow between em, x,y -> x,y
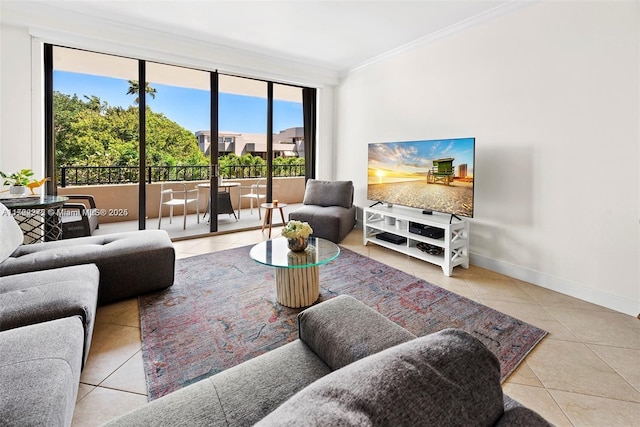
56,166 -> 306,240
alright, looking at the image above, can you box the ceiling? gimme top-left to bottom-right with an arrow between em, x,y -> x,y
2,0 -> 518,74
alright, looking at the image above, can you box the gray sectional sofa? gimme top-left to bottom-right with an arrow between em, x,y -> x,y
1,317 -> 86,426
105,295 -> 552,426
1,198 -> 550,425
0,201 -> 175,426
0,227 -> 175,305
0,264 -> 100,366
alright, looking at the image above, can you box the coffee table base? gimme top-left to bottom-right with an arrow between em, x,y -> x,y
275,266 -> 319,308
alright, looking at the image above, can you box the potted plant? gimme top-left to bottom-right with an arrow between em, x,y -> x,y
0,168 -> 35,195
282,220 -> 313,251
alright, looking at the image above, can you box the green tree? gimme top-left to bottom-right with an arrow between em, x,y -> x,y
83,95 -> 107,113
126,80 -> 157,105
54,91 -> 206,169
145,110 -> 207,166
54,92 -> 103,167
273,156 -> 305,177
238,153 -> 265,178
218,153 -> 266,178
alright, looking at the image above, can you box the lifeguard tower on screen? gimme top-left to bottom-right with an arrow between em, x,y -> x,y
426,157 -> 455,185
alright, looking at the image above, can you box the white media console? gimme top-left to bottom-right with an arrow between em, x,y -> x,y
363,204 -> 469,276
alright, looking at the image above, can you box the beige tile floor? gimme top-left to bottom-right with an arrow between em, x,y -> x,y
72,228 -> 640,426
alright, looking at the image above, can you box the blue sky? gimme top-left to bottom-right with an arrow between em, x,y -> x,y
54,71 -> 303,134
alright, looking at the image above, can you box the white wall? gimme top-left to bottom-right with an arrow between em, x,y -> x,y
0,25 -> 38,176
336,1 -> 639,316
316,86 -> 336,180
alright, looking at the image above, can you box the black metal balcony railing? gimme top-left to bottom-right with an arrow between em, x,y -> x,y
57,164 -> 305,187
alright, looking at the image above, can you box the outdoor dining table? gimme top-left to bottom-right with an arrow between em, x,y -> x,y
197,182 -> 241,219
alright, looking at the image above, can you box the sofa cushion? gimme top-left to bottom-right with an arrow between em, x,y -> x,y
103,340 -> 332,427
302,179 -> 353,209
298,294 -> 415,370
0,316 -> 84,427
257,329 -> 504,427
0,264 -> 100,366
0,202 -> 23,264
0,230 -> 175,305
288,205 -> 356,244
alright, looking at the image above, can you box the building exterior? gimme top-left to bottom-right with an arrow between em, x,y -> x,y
195,127 -> 304,160
457,164 -> 468,178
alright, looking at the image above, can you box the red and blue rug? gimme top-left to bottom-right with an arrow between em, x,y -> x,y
139,245 -> 547,400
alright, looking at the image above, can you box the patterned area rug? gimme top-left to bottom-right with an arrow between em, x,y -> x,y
139,245 -> 547,400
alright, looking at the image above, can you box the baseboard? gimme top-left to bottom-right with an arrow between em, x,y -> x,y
355,218 -> 637,317
470,252 -> 639,317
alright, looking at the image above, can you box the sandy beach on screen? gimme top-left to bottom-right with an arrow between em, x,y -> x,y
368,180 -> 473,217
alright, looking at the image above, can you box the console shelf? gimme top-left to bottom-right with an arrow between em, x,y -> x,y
363,205 -> 469,276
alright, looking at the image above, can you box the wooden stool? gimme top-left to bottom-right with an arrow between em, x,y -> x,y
261,202 -> 287,238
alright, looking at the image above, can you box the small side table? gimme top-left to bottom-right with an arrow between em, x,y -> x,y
1,195 -> 68,243
260,202 -> 287,238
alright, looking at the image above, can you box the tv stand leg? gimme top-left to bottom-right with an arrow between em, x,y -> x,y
442,265 -> 453,276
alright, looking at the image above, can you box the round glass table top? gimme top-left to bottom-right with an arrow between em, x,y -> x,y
249,237 -> 340,269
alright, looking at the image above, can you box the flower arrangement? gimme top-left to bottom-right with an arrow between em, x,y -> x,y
282,220 -> 313,239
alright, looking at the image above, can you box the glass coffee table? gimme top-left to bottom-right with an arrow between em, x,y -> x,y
249,237 -> 340,308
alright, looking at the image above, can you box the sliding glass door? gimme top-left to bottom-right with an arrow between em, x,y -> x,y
216,77 -> 306,228
218,75 -> 268,222
145,62 -> 212,237
272,83 -> 304,209
46,43 -> 316,239
51,46 -> 141,232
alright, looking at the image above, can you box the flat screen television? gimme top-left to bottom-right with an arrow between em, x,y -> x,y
367,137 -> 475,218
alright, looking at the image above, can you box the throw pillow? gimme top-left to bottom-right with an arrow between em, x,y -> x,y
302,180 -> 353,208
298,294 -> 416,371
256,328 -> 504,427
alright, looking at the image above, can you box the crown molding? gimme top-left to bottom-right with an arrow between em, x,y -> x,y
1,2 -> 340,88
345,0 -> 537,77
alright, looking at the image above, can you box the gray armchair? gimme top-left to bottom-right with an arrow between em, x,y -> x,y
288,179 -> 356,243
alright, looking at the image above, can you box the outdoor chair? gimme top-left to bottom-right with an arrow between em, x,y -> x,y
158,183 -> 200,230
239,178 -> 266,219
60,194 -> 100,239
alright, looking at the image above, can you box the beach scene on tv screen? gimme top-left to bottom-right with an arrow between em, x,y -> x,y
367,138 -> 474,217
